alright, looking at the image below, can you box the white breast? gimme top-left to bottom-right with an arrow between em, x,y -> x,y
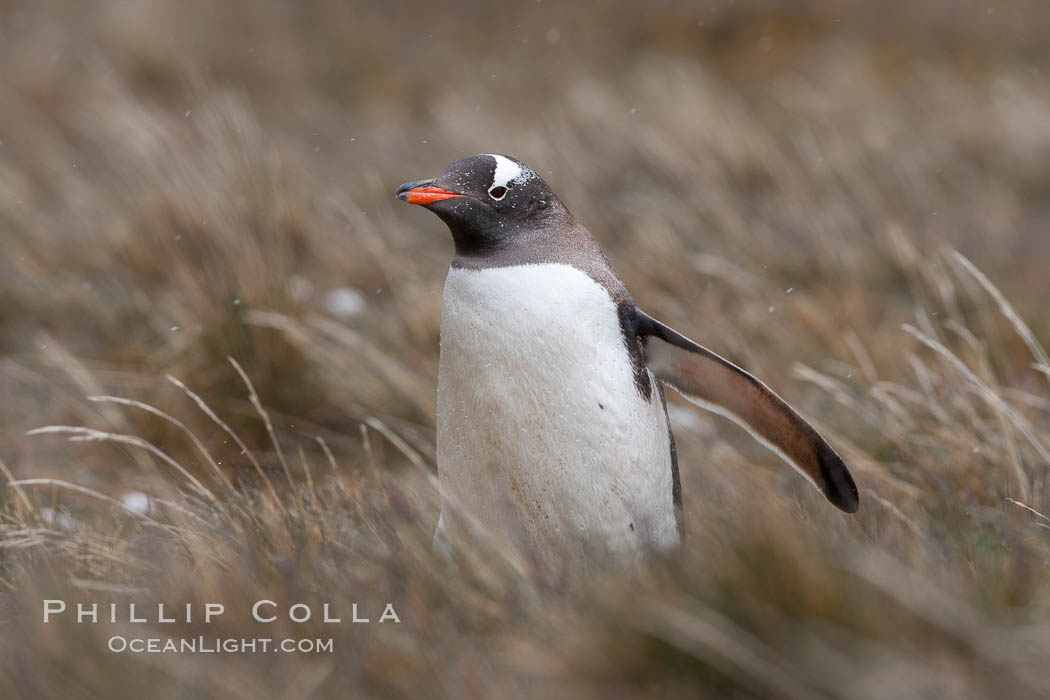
435,263 -> 679,562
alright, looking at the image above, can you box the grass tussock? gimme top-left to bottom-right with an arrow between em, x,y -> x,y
1,1 -> 1050,698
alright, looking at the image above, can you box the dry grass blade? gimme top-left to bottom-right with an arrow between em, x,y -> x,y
228,356 -> 296,494
848,550 -> 1047,695
0,456 -> 33,515
315,436 -> 350,501
362,416 -> 428,471
25,426 -> 216,502
307,314 -> 435,418
2,2 -> 1049,696
639,600 -> 825,700
952,250 -> 1050,375
844,330 -> 879,384
298,445 -> 320,509
8,479 -> 161,524
903,324 -> 1048,485
1006,498 -> 1050,525
906,354 -> 953,424
245,310 -> 436,419
690,253 -> 761,294
868,491 -> 924,537
167,374 -> 280,504
69,579 -> 151,595
88,395 -> 236,496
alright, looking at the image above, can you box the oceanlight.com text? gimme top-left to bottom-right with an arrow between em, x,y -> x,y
107,636 -> 335,654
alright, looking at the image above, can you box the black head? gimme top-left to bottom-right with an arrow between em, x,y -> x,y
395,154 -> 572,257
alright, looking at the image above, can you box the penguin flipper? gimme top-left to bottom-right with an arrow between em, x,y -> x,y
636,310 -> 859,513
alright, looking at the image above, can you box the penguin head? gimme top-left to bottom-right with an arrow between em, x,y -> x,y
396,154 -> 569,256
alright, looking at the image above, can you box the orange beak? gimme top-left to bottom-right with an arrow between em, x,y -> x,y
395,180 -> 467,206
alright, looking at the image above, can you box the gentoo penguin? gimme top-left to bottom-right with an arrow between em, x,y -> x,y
396,154 -> 858,561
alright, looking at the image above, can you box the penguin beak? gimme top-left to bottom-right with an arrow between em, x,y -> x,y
395,179 -> 467,206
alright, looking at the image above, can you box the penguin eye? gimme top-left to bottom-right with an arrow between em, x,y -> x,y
488,185 -> 508,200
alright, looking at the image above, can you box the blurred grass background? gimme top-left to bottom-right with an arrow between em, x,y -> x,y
1,0 -> 1049,698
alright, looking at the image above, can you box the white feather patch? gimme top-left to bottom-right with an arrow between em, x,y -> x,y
435,263 -> 680,560
485,154 -> 525,189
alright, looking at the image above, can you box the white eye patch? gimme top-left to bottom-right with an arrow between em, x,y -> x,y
484,154 -> 529,199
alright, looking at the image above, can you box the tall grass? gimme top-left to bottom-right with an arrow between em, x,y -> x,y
1,1 -> 1049,697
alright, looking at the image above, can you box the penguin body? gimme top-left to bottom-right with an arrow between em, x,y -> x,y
437,263 -> 679,557
396,154 -> 858,561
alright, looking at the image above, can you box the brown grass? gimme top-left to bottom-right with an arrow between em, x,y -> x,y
1,1 -> 1049,698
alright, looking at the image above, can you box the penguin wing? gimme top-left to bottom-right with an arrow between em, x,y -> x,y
636,310 -> 859,513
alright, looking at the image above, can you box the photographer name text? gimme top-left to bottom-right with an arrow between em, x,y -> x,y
43,600 -> 400,624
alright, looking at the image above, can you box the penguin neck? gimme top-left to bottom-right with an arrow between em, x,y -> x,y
448,200 -> 577,263
449,213 -> 634,309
